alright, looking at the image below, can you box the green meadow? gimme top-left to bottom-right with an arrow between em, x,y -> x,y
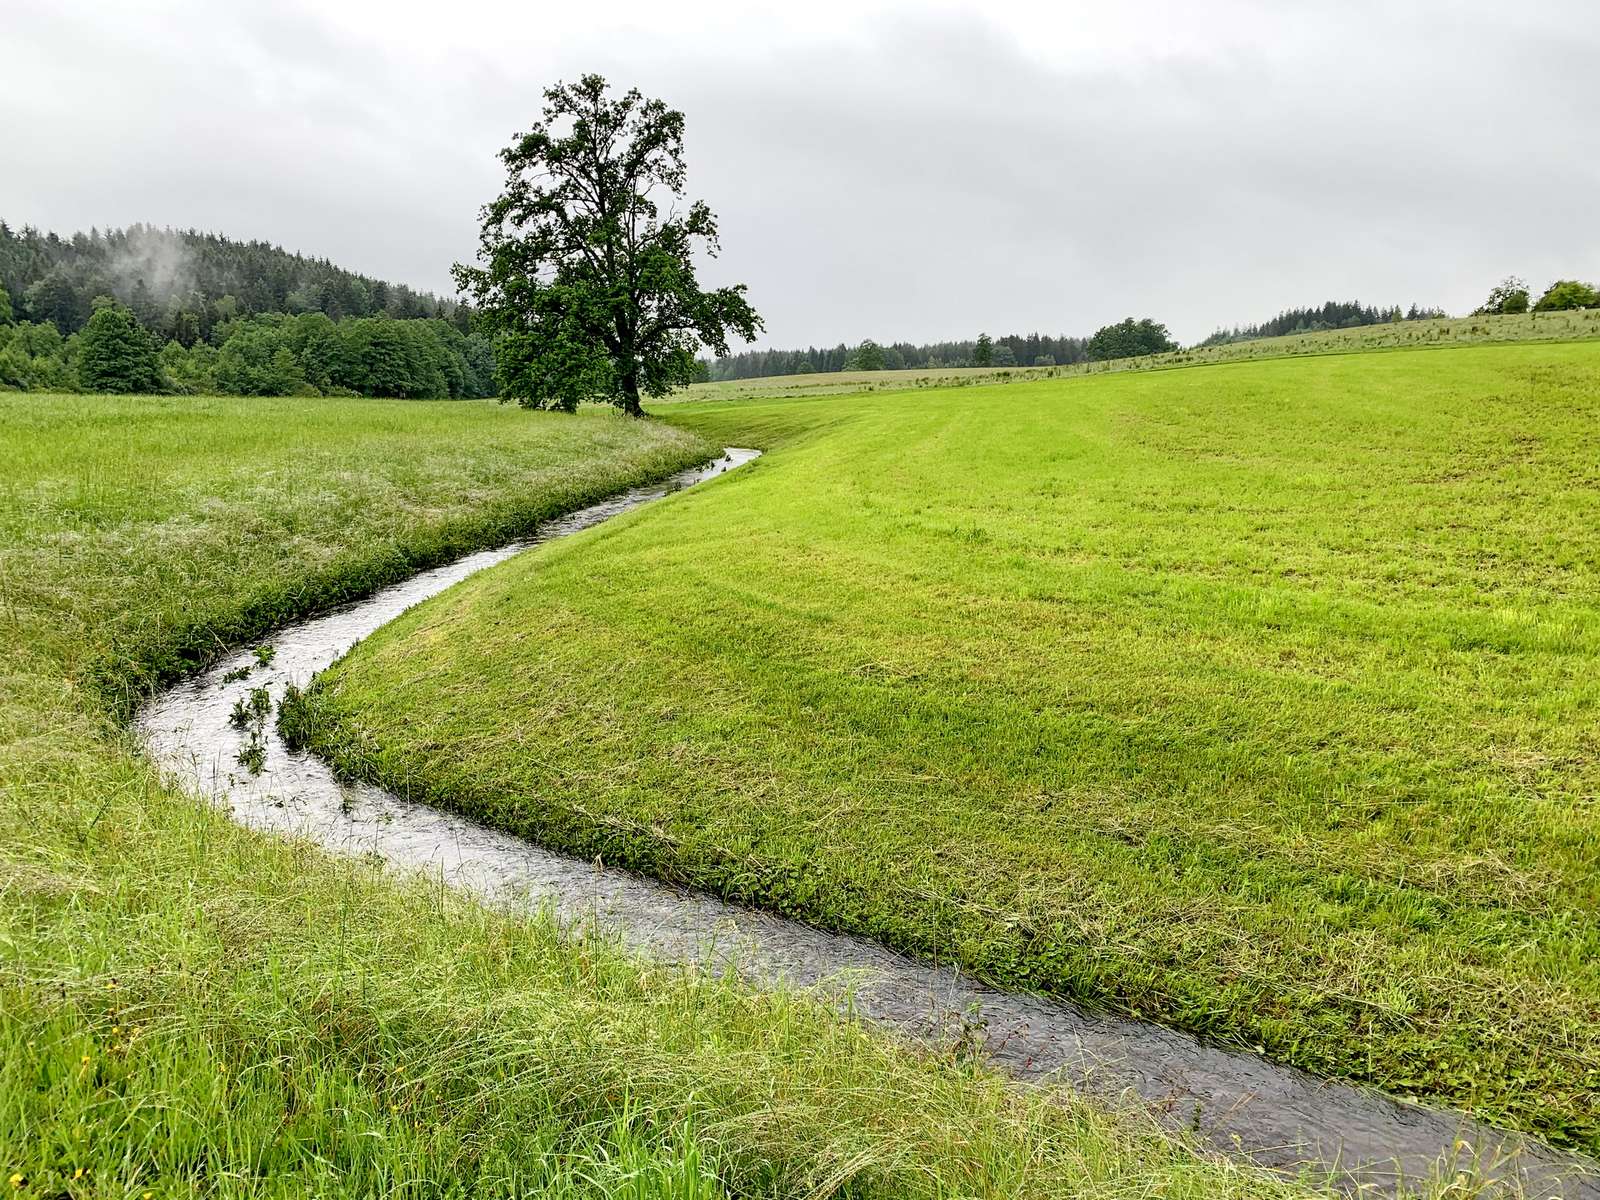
293,343 -> 1600,1153
0,393 -> 1325,1197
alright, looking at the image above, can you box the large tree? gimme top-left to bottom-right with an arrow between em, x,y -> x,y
1533,279 -> 1599,312
1476,276 -> 1530,315
456,75 -> 762,415
1086,317 -> 1177,362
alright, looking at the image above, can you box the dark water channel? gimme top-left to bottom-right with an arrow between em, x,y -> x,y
136,448 -> 1596,1198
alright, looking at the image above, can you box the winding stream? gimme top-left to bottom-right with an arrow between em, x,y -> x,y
137,448 -> 1597,1198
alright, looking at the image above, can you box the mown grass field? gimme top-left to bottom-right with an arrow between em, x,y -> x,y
296,343 -> 1600,1154
0,393 -> 1321,1197
682,307 -> 1600,402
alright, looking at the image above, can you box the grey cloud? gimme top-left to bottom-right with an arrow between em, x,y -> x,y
3,1 -> 1596,346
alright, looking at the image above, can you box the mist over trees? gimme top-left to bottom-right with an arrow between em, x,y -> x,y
0,223 -> 464,342
0,222 -> 495,398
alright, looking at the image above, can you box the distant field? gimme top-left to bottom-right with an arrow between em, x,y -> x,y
301,343 -> 1600,1153
684,306 -> 1600,401
0,394 -> 1317,1198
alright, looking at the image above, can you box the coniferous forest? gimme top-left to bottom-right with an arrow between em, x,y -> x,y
0,223 -> 494,397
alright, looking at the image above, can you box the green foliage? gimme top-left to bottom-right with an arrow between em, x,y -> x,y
0,282 -> 12,324
972,333 -> 993,366
1476,277 -> 1531,315
311,345 -> 1600,1153
214,322 -> 309,396
76,303 -> 161,394
844,339 -> 887,371
158,340 -> 216,394
1534,279 -> 1599,312
3,307 -> 496,399
455,75 -> 762,414
1086,317 -> 1177,361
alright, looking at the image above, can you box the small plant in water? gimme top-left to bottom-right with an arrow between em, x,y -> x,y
236,734 -> 266,774
231,686 -> 274,774
222,665 -> 251,684
252,645 -> 276,667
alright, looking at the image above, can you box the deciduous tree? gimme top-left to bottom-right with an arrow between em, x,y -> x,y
1533,279 -> 1598,312
456,75 -> 762,415
1086,318 -> 1177,361
1476,277 -> 1531,315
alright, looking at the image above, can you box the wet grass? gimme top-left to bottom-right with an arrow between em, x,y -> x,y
0,392 -> 1323,1197
297,344 -> 1600,1155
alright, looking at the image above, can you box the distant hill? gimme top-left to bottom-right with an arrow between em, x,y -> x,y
0,222 -> 462,345
1198,300 -> 1447,347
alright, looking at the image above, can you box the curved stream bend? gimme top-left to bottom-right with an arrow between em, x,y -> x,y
138,447 -> 1596,1199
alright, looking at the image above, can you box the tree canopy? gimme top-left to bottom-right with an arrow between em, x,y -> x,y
1533,279 -> 1599,312
0,222 -> 462,342
1086,318 -> 1176,361
1476,277 -> 1531,316
456,75 -> 761,414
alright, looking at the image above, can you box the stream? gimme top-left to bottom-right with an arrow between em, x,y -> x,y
136,447 -> 1597,1198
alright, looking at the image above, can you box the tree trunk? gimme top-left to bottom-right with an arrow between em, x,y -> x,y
620,371 -> 643,417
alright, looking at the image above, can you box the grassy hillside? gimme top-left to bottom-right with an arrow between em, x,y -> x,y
296,344 -> 1600,1153
0,393 -> 1317,1198
683,306 -> 1600,402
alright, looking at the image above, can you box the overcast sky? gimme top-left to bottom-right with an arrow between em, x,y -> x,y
5,0 -> 1597,346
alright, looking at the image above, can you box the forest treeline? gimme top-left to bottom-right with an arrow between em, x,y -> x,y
0,223 -> 492,397
706,332 -> 1095,380
0,223 -> 462,339
706,301 -> 1454,380
0,304 -> 494,398
4,221 -> 1593,397
1198,300 -> 1447,347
